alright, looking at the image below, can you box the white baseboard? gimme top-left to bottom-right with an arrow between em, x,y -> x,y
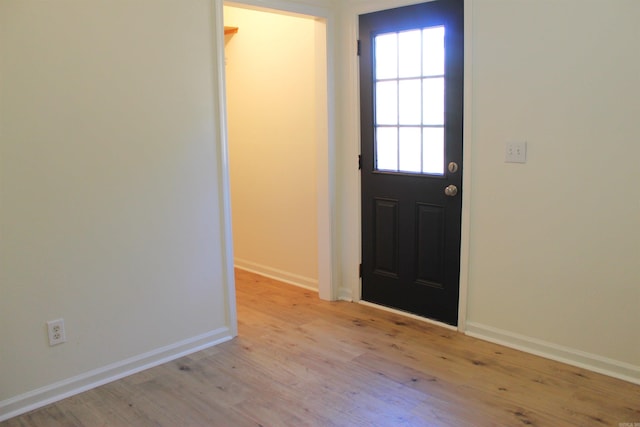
234,259 -> 318,292
465,322 -> 640,386
0,327 -> 233,422
338,288 -> 354,302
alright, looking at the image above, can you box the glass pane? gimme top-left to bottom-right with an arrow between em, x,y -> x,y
423,26 -> 445,76
423,78 -> 444,125
372,25 -> 448,176
399,127 -> 422,173
422,127 -> 444,174
399,79 -> 421,125
375,33 -> 398,79
398,30 -> 421,78
376,127 -> 398,171
376,81 -> 398,125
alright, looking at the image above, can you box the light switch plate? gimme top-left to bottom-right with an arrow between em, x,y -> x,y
505,141 -> 527,163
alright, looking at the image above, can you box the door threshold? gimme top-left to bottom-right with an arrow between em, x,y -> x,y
358,300 -> 458,332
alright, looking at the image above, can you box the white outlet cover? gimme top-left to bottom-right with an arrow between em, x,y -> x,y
47,318 -> 66,346
505,141 -> 527,163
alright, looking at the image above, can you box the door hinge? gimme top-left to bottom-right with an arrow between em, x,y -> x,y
358,154 -> 362,170
357,40 -> 361,56
359,263 -> 362,278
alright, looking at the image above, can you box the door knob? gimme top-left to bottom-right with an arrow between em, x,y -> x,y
444,184 -> 458,197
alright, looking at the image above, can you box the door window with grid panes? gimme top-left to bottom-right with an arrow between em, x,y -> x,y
374,26 -> 445,175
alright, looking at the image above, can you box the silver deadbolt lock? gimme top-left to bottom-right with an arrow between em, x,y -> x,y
444,184 -> 458,197
448,162 -> 459,173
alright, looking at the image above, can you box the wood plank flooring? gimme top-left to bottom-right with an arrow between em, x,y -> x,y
3,269 -> 639,426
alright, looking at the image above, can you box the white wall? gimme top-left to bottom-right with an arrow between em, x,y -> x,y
335,0 -> 640,383
224,6 -> 319,289
464,0 -> 639,379
0,0 -> 233,418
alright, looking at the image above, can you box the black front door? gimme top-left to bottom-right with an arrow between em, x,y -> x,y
360,0 -> 464,326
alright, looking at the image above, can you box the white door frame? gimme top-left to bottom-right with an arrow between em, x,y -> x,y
213,0 -> 338,329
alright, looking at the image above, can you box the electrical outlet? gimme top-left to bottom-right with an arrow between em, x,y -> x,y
505,141 -> 527,163
47,319 -> 66,346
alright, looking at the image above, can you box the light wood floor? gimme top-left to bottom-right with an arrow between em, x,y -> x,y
3,270 -> 639,426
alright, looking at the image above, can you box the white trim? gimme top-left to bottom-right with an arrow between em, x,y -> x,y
213,0 -> 239,338
221,0 -> 336,302
234,260 -> 319,292
0,328 -> 233,422
466,322 -> 640,386
340,0 -> 431,15
457,0 -> 473,332
340,3 -> 363,304
338,287 -> 354,302
359,301 -> 459,332
315,13 -> 336,301
225,0 -> 329,18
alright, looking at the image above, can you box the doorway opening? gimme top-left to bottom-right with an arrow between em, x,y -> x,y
222,3 -> 329,298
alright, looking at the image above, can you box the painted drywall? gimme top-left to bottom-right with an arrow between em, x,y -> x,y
465,0 -> 639,371
224,6 -> 319,289
0,0 -> 232,409
334,0 -> 639,381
